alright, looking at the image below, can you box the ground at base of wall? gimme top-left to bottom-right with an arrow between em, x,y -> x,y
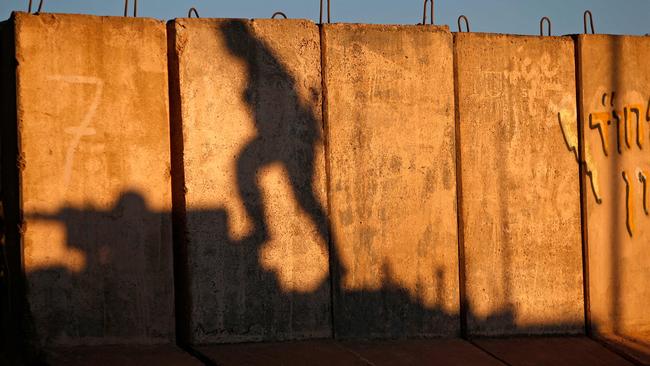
42,344 -> 202,366
596,332 -> 650,365
190,336 -> 635,366
2,336 -> 642,365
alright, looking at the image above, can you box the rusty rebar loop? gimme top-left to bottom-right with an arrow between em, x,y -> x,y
27,0 -> 44,13
124,0 -> 137,17
319,0 -> 330,24
422,0 -> 434,25
583,10 -> 595,34
272,12 -> 288,19
457,15 -> 470,32
540,16 -> 551,36
188,7 -> 200,18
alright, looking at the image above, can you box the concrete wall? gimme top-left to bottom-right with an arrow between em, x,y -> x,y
576,35 -> 650,341
6,11 -> 649,348
168,18 -> 332,344
454,33 -> 584,336
322,24 -> 460,339
9,13 -> 175,347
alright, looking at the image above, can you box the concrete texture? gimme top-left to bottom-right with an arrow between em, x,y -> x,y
455,33 -> 583,335
44,345 -> 202,366
197,339 -> 505,366
322,24 -> 459,339
474,336 -> 634,366
168,18 -> 331,344
576,35 -> 650,346
10,13 -> 174,346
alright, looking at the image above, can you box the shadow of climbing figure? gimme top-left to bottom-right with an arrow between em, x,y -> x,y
220,20 -> 347,281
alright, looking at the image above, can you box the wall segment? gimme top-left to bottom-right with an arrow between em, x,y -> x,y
455,33 -> 584,336
8,12 -> 175,347
322,24 -> 460,339
576,35 -> 650,356
168,18 -> 332,344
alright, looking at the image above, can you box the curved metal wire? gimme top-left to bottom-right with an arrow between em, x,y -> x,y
272,12 -> 288,19
188,7 -> 200,18
422,0 -> 434,25
319,0 -> 330,24
540,16 -> 551,36
28,0 -> 44,13
457,15 -> 470,32
583,10 -> 595,34
124,0 -> 137,17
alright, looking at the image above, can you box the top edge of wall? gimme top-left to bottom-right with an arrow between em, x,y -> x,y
452,31 -> 577,39
571,33 -> 650,39
9,11 -> 165,25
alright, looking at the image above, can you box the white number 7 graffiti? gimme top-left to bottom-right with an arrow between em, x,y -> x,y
47,75 -> 104,186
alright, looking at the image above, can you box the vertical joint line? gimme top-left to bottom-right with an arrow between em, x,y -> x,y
319,24 -> 337,340
452,33 -> 468,339
574,35 -> 592,336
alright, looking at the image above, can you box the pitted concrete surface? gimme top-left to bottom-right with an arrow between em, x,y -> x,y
455,33 -> 583,336
12,13 -> 174,346
576,35 -> 650,346
168,18 -> 331,344
322,24 -> 460,339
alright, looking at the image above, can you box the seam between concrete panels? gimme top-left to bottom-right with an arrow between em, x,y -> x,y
573,34 -> 592,337
452,32 -> 469,340
319,23 -> 337,341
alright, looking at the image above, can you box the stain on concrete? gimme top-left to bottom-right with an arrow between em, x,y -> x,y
323,24 -> 460,338
455,33 -> 583,336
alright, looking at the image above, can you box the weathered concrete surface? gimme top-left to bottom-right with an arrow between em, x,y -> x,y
455,33 -> 583,335
576,35 -> 650,345
323,24 -> 459,338
474,337 -> 634,366
12,13 -> 174,346
168,18 -> 331,344
44,345 -> 202,366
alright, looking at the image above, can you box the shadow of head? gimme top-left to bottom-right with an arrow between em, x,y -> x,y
220,19 -> 253,60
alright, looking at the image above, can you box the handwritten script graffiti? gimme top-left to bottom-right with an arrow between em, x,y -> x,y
587,92 -> 650,237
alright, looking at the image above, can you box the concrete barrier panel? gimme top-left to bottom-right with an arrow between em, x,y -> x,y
455,33 -> 583,335
7,13 -> 174,346
576,35 -> 650,346
168,19 -> 331,344
323,24 -> 459,338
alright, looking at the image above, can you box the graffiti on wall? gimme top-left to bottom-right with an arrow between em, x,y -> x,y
588,92 -> 650,236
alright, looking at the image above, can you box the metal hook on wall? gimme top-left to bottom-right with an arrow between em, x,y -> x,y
319,0 -> 330,24
272,12 -> 288,19
27,0 -> 44,13
124,0 -> 137,17
188,7 -> 200,18
457,15 -> 470,32
422,0 -> 434,25
583,10 -> 595,34
540,16 -> 551,36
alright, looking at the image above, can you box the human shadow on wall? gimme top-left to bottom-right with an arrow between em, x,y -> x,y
12,20 -> 593,364
199,19 -> 465,340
